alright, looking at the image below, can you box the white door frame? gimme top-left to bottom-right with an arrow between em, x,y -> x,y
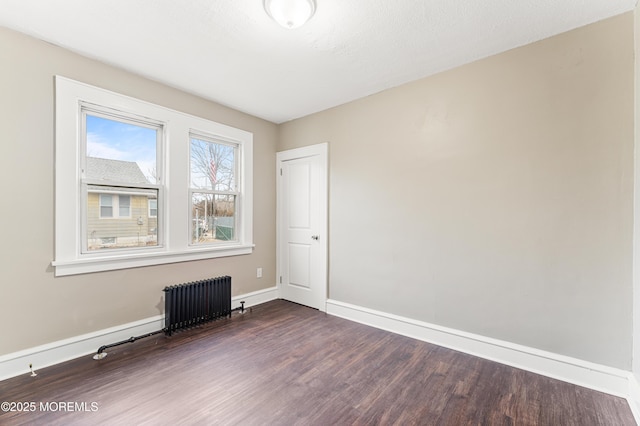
276,143 -> 328,311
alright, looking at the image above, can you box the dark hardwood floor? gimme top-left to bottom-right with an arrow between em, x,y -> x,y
0,300 -> 635,425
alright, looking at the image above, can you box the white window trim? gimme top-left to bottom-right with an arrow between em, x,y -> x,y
53,76 -> 254,276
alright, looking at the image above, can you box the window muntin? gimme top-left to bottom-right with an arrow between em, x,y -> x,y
190,135 -> 239,245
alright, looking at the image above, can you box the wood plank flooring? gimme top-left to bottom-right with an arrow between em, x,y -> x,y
0,300 -> 635,425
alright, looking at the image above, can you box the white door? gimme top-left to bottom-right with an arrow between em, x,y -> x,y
277,143 -> 328,311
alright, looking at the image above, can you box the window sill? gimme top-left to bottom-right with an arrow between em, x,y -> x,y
52,244 -> 255,277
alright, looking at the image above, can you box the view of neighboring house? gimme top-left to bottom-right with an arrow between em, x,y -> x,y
85,157 -> 157,250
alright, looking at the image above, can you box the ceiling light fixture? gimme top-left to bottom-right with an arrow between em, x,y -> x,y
264,0 -> 316,29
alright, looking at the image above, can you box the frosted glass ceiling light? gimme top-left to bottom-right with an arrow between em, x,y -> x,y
264,0 -> 316,29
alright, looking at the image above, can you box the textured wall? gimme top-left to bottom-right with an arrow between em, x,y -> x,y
279,13 -> 634,369
633,8 -> 640,381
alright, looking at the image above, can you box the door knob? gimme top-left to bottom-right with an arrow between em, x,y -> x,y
311,235 -> 319,241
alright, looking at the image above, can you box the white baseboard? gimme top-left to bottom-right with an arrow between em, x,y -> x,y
0,286 -> 278,382
326,299 -> 631,399
627,374 -> 640,424
0,315 -> 164,382
232,286 -> 278,309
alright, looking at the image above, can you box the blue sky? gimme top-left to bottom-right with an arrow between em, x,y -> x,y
86,114 -> 157,181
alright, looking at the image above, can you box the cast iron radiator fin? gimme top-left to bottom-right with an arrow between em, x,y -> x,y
163,275 -> 232,336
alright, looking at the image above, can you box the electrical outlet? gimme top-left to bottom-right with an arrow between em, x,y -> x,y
257,267 -> 263,278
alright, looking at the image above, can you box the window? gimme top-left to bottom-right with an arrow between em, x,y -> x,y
82,110 -> 160,252
100,194 -> 113,218
148,199 -> 158,218
53,76 -> 253,276
98,194 -> 133,219
118,195 -> 131,218
190,135 -> 238,245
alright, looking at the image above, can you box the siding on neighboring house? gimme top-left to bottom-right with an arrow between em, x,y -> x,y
87,192 -> 157,249
85,156 -> 158,249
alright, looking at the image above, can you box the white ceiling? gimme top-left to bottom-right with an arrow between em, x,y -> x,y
0,0 -> 635,123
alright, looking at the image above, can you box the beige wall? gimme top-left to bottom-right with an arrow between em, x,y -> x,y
279,13 -> 634,369
0,27 -> 277,355
634,8 -> 640,381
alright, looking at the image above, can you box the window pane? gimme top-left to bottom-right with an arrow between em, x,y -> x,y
191,193 -> 236,244
119,195 -> 131,217
85,114 -> 157,184
149,199 -> 157,217
87,188 -> 159,251
100,194 -> 113,218
190,137 -> 236,191
83,111 -> 161,253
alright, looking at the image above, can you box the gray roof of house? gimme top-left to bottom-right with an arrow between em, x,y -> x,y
86,157 -> 149,184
